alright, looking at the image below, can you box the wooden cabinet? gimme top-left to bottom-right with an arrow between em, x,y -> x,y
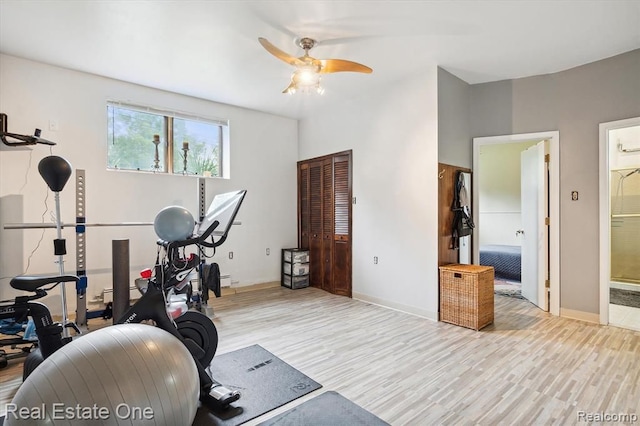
298,151 -> 352,297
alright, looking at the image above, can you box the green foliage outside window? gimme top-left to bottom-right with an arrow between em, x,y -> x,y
107,106 -> 165,171
107,104 -> 223,176
172,118 -> 221,176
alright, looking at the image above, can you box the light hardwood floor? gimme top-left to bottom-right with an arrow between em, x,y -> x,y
2,286 -> 640,425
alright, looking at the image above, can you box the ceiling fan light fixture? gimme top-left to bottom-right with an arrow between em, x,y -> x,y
260,36 -> 370,96
284,68 -> 324,95
295,65 -> 320,85
283,82 -> 297,95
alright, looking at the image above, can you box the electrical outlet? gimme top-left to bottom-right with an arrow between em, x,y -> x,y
228,251 -> 233,259
571,191 -> 579,201
266,248 -> 270,256
374,256 -> 378,264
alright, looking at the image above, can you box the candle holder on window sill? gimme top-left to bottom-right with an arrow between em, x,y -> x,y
181,141 -> 190,175
151,134 -> 162,173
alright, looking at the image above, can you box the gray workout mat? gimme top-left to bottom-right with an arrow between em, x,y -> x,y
192,344 -> 321,426
257,391 -> 390,426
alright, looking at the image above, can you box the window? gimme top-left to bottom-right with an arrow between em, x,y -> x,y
107,103 -> 227,177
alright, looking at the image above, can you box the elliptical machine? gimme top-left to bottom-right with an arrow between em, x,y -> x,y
8,155 -> 245,410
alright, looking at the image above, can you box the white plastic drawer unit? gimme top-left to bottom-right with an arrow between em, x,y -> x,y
282,274 -> 309,289
283,261 -> 309,276
283,249 -> 310,264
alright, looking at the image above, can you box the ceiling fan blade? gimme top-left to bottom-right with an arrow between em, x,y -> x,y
258,37 -> 304,66
318,59 -> 373,74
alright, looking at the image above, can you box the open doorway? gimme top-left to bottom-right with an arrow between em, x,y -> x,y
599,117 -> 640,330
476,141 -> 538,299
473,131 -> 560,316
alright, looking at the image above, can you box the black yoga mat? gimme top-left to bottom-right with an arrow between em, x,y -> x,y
257,391 -> 390,426
192,344 -> 321,426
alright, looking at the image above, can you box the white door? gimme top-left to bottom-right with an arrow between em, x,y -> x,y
521,141 -> 549,310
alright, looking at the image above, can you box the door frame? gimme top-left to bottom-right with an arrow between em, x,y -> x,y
473,131 -> 560,316
598,116 -> 640,325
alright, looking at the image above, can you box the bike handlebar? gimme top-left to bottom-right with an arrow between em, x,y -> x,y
157,219 -> 226,251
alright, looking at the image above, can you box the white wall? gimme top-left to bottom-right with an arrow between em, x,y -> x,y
298,68 -> 440,320
478,141 -> 537,246
437,67 -> 471,169
0,54 -> 298,314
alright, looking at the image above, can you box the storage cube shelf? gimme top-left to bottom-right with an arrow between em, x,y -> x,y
439,264 -> 494,331
282,248 -> 310,289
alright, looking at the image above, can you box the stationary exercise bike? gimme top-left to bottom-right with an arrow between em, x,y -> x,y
6,155 -> 245,410
1,155 -> 81,376
116,188 -> 247,409
0,284 -> 61,369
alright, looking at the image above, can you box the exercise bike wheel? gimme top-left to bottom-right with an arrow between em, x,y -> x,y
175,311 -> 218,368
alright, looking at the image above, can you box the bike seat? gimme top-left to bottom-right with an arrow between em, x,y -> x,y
10,275 -> 80,292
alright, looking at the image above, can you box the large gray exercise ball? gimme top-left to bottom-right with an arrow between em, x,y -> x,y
154,205 -> 195,242
6,324 -> 199,426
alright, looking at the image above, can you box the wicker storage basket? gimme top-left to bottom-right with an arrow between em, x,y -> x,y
439,264 -> 494,331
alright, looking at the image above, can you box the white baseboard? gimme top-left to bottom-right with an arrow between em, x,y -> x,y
353,292 -> 438,321
221,281 -> 280,295
560,308 -> 599,324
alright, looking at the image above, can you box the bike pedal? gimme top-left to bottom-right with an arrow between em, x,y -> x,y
201,387 -> 241,410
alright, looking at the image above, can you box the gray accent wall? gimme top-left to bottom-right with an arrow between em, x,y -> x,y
438,67 -> 472,168
470,49 -> 640,315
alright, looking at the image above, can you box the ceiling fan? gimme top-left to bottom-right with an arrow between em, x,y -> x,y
258,37 -> 373,94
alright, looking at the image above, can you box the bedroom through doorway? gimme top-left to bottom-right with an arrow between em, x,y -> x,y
477,141 -> 537,300
473,131 -> 560,316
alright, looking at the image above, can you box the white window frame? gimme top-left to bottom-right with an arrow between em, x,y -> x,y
106,101 -> 230,178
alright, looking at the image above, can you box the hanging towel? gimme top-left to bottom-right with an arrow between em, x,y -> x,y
201,262 -> 221,302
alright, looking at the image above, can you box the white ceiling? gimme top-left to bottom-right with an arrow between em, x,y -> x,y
1,1 -> 639,120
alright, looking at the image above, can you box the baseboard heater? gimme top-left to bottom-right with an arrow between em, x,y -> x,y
220,274 -> 231,288
102,286 -> 141,304
101,274 -> 231,303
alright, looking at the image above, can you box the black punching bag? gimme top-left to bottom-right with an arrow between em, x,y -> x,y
38,156 -> 72,192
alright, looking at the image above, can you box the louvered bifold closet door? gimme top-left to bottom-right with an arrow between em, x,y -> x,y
298,163 -> 310,250
322,158 -> 334,292
309,161 -> 324,287
297,151 -> 352,297
333,155 -> 352,297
